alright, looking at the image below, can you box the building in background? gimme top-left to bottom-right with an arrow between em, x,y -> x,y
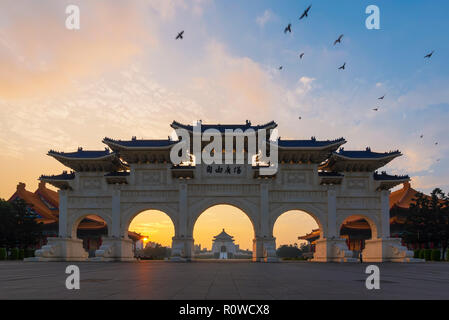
7,180 -> 141,256
299,181 -> 428,253
211,229 -> 238,259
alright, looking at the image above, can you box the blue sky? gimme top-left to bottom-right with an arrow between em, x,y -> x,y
0,0 -> 448,196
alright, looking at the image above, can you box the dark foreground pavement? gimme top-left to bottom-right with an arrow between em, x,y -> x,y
0,260 -> 448,300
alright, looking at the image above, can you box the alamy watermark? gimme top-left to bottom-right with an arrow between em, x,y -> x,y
65,265 -> 80,290
65,4 -> 80,30
365,5 -> 380,30
365,265 -> 380,290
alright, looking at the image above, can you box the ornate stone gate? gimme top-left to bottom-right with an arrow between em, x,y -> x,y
32,121 -> 415,262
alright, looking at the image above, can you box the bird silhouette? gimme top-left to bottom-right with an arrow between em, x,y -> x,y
420,134 -> 424,139
373,107 -> 379,112
279,66 -> 283,70
299,5 -> 312,20
338,63 -> 346,70
299,53 -> 304,59
334,34 -> 344,46
424,50 -> 434,58
435,142 -> 439,145
176,31 -> 184,40
378,95 -> 385,100
284,24 -> 292,34
298,116 -> 302,120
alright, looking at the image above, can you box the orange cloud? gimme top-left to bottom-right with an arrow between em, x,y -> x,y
0,1 -> 154,100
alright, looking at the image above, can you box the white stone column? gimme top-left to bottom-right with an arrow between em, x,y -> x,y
170,183 -> 193,260
380,189 -> 391,238
327,187 -> 337,238
179,183 -> 187,236
111,189 -> 121,238
58,190 -> 68,238
260,184 -> 269,236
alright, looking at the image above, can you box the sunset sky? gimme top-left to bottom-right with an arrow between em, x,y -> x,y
0,1 -> 448,247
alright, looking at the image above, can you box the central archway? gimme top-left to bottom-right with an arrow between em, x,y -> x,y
192,203 -> 256,260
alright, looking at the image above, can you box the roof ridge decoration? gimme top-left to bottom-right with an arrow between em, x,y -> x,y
48,147 -> 112,158
170,120 -> 278,132
40,171 -> 76,180
373,171 -> 410,180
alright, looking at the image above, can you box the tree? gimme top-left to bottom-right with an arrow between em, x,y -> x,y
0,199 -> 15,248
404,189 -> 449,259
0,198 -> 42,249
276,245 -> 302,258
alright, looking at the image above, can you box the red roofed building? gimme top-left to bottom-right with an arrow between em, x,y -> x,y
299,181 -> 428,253
7,181 -> 141,256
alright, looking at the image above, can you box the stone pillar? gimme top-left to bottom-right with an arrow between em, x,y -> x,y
313,238 -> 356,262
170,183 -> 193,261
58,190 -> 68,238
171,236 -> 194,261
179,183 -> 188,236
111,189 -> 121,238
252,237 -> 264,262
260,184 -> 269,236
251,184 -> 277,262
327,187 -> 337,238
94,237 -> 135,261
380,189 -> 390,238
362,190 -> 419,262
252,237 -> 277,262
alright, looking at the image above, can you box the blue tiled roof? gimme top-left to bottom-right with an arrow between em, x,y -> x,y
48,148 -> 113,159
171,120 -> 277,133
40,171 -> 75,180
278,137 -> 346,148
335,147 -> 401,159
103,137 -> 178,148
374,171 -> 409,181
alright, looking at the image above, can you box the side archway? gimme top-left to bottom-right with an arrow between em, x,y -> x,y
68,212 -> 110,257
120,203 -> 179,239
68,210 -> 112,239
338,214 -> 379,253
269,203 -> 327,239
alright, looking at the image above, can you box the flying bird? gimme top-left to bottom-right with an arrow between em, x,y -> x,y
299,5 -> 312,20
175,31 -> 184,40
378,95 -> 385,100
420,134 -> 424,139
338,63 -> 346,70
435,142 -> 439,145
284,24 -> 292,34
372,107 -> 379,112
279,66 -> 283,70
334,34 -> 344,46
424,50 -> 434,58
298,116 -> 302,120
299,53 -> 305,59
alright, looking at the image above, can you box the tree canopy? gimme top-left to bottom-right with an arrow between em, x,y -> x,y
0,198 -> 43,249
404,188 -> 449,259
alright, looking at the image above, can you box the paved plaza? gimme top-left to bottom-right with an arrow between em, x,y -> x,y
0,260 -> 448,300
